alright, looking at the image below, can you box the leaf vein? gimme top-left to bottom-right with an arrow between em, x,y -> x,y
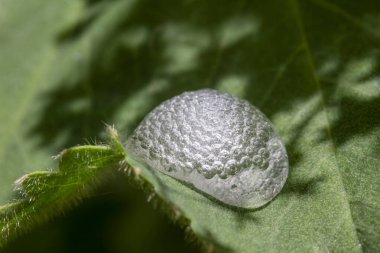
290,0 -> 362,250
312,0 -> 380,40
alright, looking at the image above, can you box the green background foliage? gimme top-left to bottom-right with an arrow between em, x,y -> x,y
0,0 -> 379,252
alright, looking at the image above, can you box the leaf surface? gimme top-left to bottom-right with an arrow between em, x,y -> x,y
0,0 -> 379,252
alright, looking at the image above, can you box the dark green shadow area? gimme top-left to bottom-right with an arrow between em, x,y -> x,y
300,0 -> 380,145
2,171 -> 201,253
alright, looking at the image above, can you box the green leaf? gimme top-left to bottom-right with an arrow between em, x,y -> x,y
119,0 -> 379,252
0,128 -> 125,247
1,0 -> 379,252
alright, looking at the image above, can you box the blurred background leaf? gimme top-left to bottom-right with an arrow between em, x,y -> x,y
0,0 -> 379,252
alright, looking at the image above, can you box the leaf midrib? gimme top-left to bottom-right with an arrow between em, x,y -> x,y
290,0 -> 361,250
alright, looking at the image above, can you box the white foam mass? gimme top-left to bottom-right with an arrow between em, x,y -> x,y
126,89 -> 288,208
